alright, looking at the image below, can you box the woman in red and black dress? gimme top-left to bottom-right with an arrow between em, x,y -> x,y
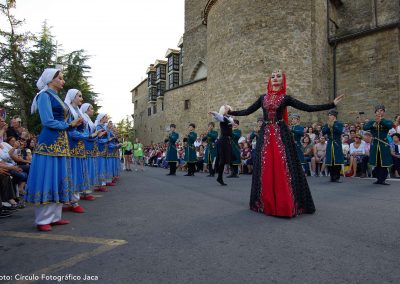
228,70 -> 344,218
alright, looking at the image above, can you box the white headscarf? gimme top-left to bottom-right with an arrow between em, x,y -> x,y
80,103 -> 95,133
95,113 -> 107,128
64,89 -> 83,120
31,68 -> 60,114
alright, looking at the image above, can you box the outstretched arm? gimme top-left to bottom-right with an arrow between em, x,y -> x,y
285,96 -> 335,112
228,95 -> 263,116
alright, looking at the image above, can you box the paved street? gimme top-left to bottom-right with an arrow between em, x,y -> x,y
1,167 -> 400,283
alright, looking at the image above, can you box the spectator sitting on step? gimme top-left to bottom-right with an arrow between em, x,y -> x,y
347,133 -> 366,177
302,134 -> 314,176
311,136 -> 327,176
359,132 -> 372,178
390,133 -> 400,178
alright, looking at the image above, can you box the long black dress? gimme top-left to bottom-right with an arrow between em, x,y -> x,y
229,94 -> 335,217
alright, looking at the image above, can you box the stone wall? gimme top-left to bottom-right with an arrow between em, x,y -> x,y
132,80 -> 166,146
336,28 -> 400,122
331,0 -> 400,122
182,0 -> 208,83
333,0 -> 400,36
163,79 -> 209,141
206,0 -> 331,131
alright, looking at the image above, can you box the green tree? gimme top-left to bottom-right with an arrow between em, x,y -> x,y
0,0 -> 33,126
0,2 -> 99,133
24,21 -> 57,133
116,116 -> 134,139
60,49 -> 99,113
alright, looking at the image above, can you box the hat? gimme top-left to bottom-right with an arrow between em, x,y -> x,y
170,124 -> 176,128
290,113 -> 300,119
328,110 -> 338,117
374,104 -> 385,112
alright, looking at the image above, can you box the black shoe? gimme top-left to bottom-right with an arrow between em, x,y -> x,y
2,205 -> 17,211
331,180 -> 342,183
226,175 -> 234,178
216,178 -> 227,186
184,174 -> 193,176
0,210 -> 13,218
166,173 -> 175,176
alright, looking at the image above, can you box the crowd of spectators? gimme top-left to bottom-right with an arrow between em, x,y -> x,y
0,115 -> 37,218
139,114 -> 400,180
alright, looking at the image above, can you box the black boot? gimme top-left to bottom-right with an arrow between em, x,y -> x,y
217,176 -> 227,186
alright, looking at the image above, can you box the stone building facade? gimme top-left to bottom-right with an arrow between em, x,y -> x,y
131,0 -> 400,146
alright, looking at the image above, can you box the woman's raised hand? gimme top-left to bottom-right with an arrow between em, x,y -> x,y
334,94 -> 345,105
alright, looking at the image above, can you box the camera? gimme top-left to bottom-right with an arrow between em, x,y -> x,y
358,111 -> 365,115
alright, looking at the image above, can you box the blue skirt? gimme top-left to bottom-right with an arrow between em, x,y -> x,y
97,156 -> 107,183
87,156 -> 99,187
25,154 -> 73,204
106,157 -> 113,180
70,157 -> 89,193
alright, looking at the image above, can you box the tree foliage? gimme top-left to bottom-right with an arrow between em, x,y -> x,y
116,116 -> 134,139
0,2 -> 99,133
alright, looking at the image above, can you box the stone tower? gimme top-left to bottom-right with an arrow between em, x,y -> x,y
204,0 -> 331,129
131,0 -> 400,145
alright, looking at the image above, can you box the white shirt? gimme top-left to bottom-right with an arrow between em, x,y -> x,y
194,139 -> 202,147
0,142 -> 16,166
342,144 -> 350,156
388,126 -> 400,135
350,141 -> 366,155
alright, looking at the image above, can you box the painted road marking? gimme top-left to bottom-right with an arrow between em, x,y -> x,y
0,231 -> 127,284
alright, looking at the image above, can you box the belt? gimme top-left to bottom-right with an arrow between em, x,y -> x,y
264,119 -> 284,124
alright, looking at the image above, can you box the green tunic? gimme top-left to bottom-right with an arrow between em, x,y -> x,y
184,131 -> 197,163
322,121 -> 344,166
363,118 -> 393,167
291,124 -> 305,164
231,129 -> 242,165
166,132 -> 179,162
202,130 -> 218,164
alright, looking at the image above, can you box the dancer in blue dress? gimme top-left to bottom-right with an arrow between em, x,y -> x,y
105,121 -> 116,186
95,113 -> 109,191
26,68 -> 83,231
63,89 -> 90,213
80,103 -> 104,197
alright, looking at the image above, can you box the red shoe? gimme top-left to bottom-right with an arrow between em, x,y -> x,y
112,177 -> 117,183
94,187 -> 108,192
62,206 -> 72,212
71,205 -> 85,213
50,219 -> 71,226
37,224 -> 52,231
81,195 -> 96,201
106,182 -> 116,186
